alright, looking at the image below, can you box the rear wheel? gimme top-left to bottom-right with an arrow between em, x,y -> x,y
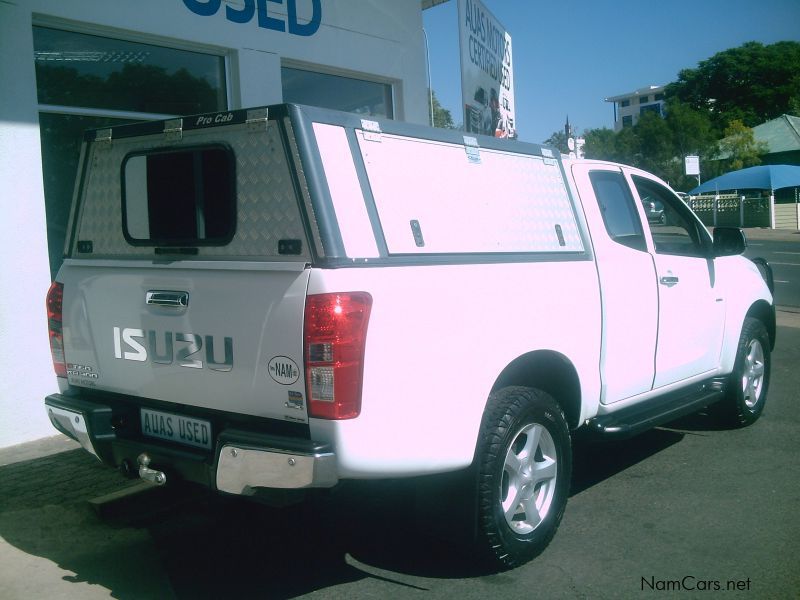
474,386 -> 571,569
718,317 -> 770,426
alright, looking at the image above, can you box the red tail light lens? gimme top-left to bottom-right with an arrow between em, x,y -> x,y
304,292 -> 372,419
46,281 -> 67,378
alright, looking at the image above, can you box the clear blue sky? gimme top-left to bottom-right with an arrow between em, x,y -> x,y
423,0 -> 800,144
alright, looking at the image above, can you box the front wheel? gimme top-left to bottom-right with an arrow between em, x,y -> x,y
475,386 -> 571,569
717,317 -> 771,426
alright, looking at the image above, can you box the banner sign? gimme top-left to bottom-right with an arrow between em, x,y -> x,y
457,0 -> 515,138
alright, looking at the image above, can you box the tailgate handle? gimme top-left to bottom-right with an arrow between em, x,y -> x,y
146,290 -> 189,309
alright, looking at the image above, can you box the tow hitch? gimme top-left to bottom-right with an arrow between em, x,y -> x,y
137,453 -> 167,485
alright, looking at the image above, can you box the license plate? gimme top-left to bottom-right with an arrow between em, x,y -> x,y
140,408 -> 212,450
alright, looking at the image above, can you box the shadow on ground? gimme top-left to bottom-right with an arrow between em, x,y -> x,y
0,417 -> 728,598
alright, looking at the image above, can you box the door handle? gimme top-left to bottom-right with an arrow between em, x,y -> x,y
146,290 -> 189,308
659,276 -> 679,286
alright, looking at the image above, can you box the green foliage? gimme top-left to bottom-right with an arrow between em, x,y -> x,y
719,120 -> 768,171
576,41 -> 799,190
582,128 -> 616,160
664,100 -> 716,157
632,112 -> 673,174
581,102 -> 717,189
543,130 -> 570,155
429,89 -> 455,129
666,41 -> 800,131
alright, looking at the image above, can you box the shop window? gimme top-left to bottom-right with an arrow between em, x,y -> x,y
34,27 -> 227,114
281,66 -> 393,119
34,26 -> 228,277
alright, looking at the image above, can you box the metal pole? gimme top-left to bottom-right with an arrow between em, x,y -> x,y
713,194 -> 718,227
740,195 -> 745,228
770,191 -> 776,229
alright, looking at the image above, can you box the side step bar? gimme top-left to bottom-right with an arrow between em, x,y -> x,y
586,378 -> 727,439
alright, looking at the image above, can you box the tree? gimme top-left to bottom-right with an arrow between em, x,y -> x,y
429,89 -> 455,129
663,101 -> 719,187
582,127 -> 616,161
664,101 -> 715,158
579,104 -> 710,188
574,42 -> 797,190
632,112 -> 673,175
718,120 -> 768,171
666,41 -> 800,132
543,130 -> 569,155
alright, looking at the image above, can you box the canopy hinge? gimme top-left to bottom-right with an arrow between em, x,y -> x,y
361,119 -> 382,142
164,118 -> 183,142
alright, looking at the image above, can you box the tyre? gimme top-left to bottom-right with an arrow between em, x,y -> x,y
475,386 -> 571,569
718,317 -> 771,427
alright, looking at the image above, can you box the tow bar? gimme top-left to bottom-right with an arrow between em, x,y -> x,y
137,453 -> 167,485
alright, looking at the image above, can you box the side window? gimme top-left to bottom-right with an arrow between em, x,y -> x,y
632,176 -> 709,257
589,171 -> 647,252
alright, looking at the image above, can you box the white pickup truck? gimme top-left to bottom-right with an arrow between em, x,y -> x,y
45,104 -> 775,569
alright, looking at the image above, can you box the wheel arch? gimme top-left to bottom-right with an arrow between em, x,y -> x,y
746,300 -> 776,351
719,298 -> 775,376
490,350 -> 582,430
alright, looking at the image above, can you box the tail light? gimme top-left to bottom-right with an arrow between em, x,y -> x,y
46,281 -> 67,378
303,292 -> 372,419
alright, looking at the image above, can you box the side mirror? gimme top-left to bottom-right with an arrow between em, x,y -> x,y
712,227 -> 747,256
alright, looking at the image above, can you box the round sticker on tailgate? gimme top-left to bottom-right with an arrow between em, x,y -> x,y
268,356 -> 300,385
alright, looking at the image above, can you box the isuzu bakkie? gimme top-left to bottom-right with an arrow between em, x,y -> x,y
45,104 -> 775,568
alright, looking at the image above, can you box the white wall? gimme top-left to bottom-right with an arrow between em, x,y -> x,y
0,0 -> 428,447
0,2 -> 57,446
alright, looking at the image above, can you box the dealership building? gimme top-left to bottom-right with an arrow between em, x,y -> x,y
0,0 -> 437,447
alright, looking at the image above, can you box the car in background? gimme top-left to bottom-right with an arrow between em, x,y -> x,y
641,196 -> 665,224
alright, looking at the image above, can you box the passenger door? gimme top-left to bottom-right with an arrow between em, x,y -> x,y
629,173 -> 726,388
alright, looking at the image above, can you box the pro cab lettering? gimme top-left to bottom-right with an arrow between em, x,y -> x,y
182,0 -> 322,36
113,327 -> 233,371
195,112 -> 233,127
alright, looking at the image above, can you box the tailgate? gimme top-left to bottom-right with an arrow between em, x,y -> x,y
60,263 -> 311,423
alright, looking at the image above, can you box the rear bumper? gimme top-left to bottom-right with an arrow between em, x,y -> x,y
45,393 -> 338,494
